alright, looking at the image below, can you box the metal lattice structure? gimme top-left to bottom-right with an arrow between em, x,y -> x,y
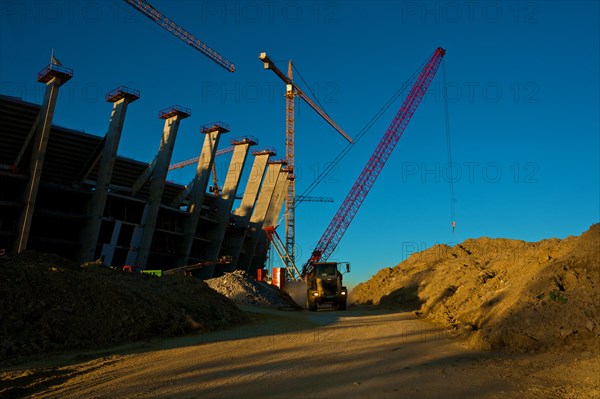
304,47 -> 446,274
259,52 -> 353,269
168,146 -> 234,171
124,0 -> 235,72
284,61 -> 296,267
263,226 -> 302,281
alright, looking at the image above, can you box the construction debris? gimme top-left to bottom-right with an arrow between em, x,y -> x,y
0,252 -> 249,363
352,224 -> 600,354
207,271 -> 300,309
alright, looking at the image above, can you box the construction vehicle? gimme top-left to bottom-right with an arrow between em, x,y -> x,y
305,262 -> 350,311
122,256 -> 232,276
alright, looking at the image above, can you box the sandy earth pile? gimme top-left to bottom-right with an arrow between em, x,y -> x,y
352,224 -> 600,353
0,252 -> 248,363
207,270 -> 300,309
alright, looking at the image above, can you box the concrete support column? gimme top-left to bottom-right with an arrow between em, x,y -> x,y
203,137 -> 256,264
176,122 -> 229,267
219,150 -> 272,273
14,63 -> 72,253
236,162 -> 287,271
249,170 -> 291,273
99,220 -> 122,265
127,105 -> 190,268
233,149 -> 273,218
263,169 -> 291,229
221,140 -> 255,202
79,87 -> 139,262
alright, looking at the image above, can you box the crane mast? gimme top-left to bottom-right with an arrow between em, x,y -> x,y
304,47 -> 446,275
259,52 -> 352,269
285,61 -> 295,265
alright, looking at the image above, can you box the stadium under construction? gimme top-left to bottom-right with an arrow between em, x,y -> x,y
0,61 -> 290,279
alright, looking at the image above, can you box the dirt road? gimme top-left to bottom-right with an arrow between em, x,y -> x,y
2,306 -> 598,398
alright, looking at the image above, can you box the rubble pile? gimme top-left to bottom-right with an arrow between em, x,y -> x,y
207,270 -> 300,309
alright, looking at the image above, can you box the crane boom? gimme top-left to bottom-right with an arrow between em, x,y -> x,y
295,196 -> 334,203
124,0 -> 235,72
259,53 -> 353,144
304,47 -> 446,274
296,89 -> 353,143
168,146 -> 234,171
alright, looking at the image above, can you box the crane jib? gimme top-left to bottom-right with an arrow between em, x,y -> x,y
125,0 -> 235,72
258,52 -> 351,144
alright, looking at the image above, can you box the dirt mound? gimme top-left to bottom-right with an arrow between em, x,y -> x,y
352,224 -> 600,353
207,271 -> 300,309
0,252 -> 249,363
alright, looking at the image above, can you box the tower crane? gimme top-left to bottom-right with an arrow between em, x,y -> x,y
259,52 -> 353,267
124,0 -> 235,72
169,147 -> 336,202
168,146 -> 236,197
304,47 -> 446,276
168,146 -> 235,171
125,0 -> 236,195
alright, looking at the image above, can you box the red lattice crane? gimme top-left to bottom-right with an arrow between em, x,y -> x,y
124,0 -> 235,72
303,47 -> 446,275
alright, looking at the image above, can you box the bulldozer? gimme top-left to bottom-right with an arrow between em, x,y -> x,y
305,262 -> 350,311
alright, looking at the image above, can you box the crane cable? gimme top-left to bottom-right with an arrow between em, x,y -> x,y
291,55 -> 431,213
293,63 -> 328,116
278,54 -> 456,237
442,59 -> 457,233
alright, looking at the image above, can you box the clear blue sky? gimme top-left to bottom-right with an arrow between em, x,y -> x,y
1,1 -> 598,286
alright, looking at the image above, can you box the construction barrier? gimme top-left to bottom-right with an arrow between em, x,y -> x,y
256,268 -> 266,282
272,267 -> 286,289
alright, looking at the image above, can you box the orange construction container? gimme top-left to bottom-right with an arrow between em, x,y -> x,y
256,268 -> 266,281
272,267 -> 286,289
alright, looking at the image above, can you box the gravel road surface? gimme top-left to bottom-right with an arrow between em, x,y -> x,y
2,306 -> 598,398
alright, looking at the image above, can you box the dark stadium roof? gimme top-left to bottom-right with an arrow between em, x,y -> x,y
0,95 -> 204,205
